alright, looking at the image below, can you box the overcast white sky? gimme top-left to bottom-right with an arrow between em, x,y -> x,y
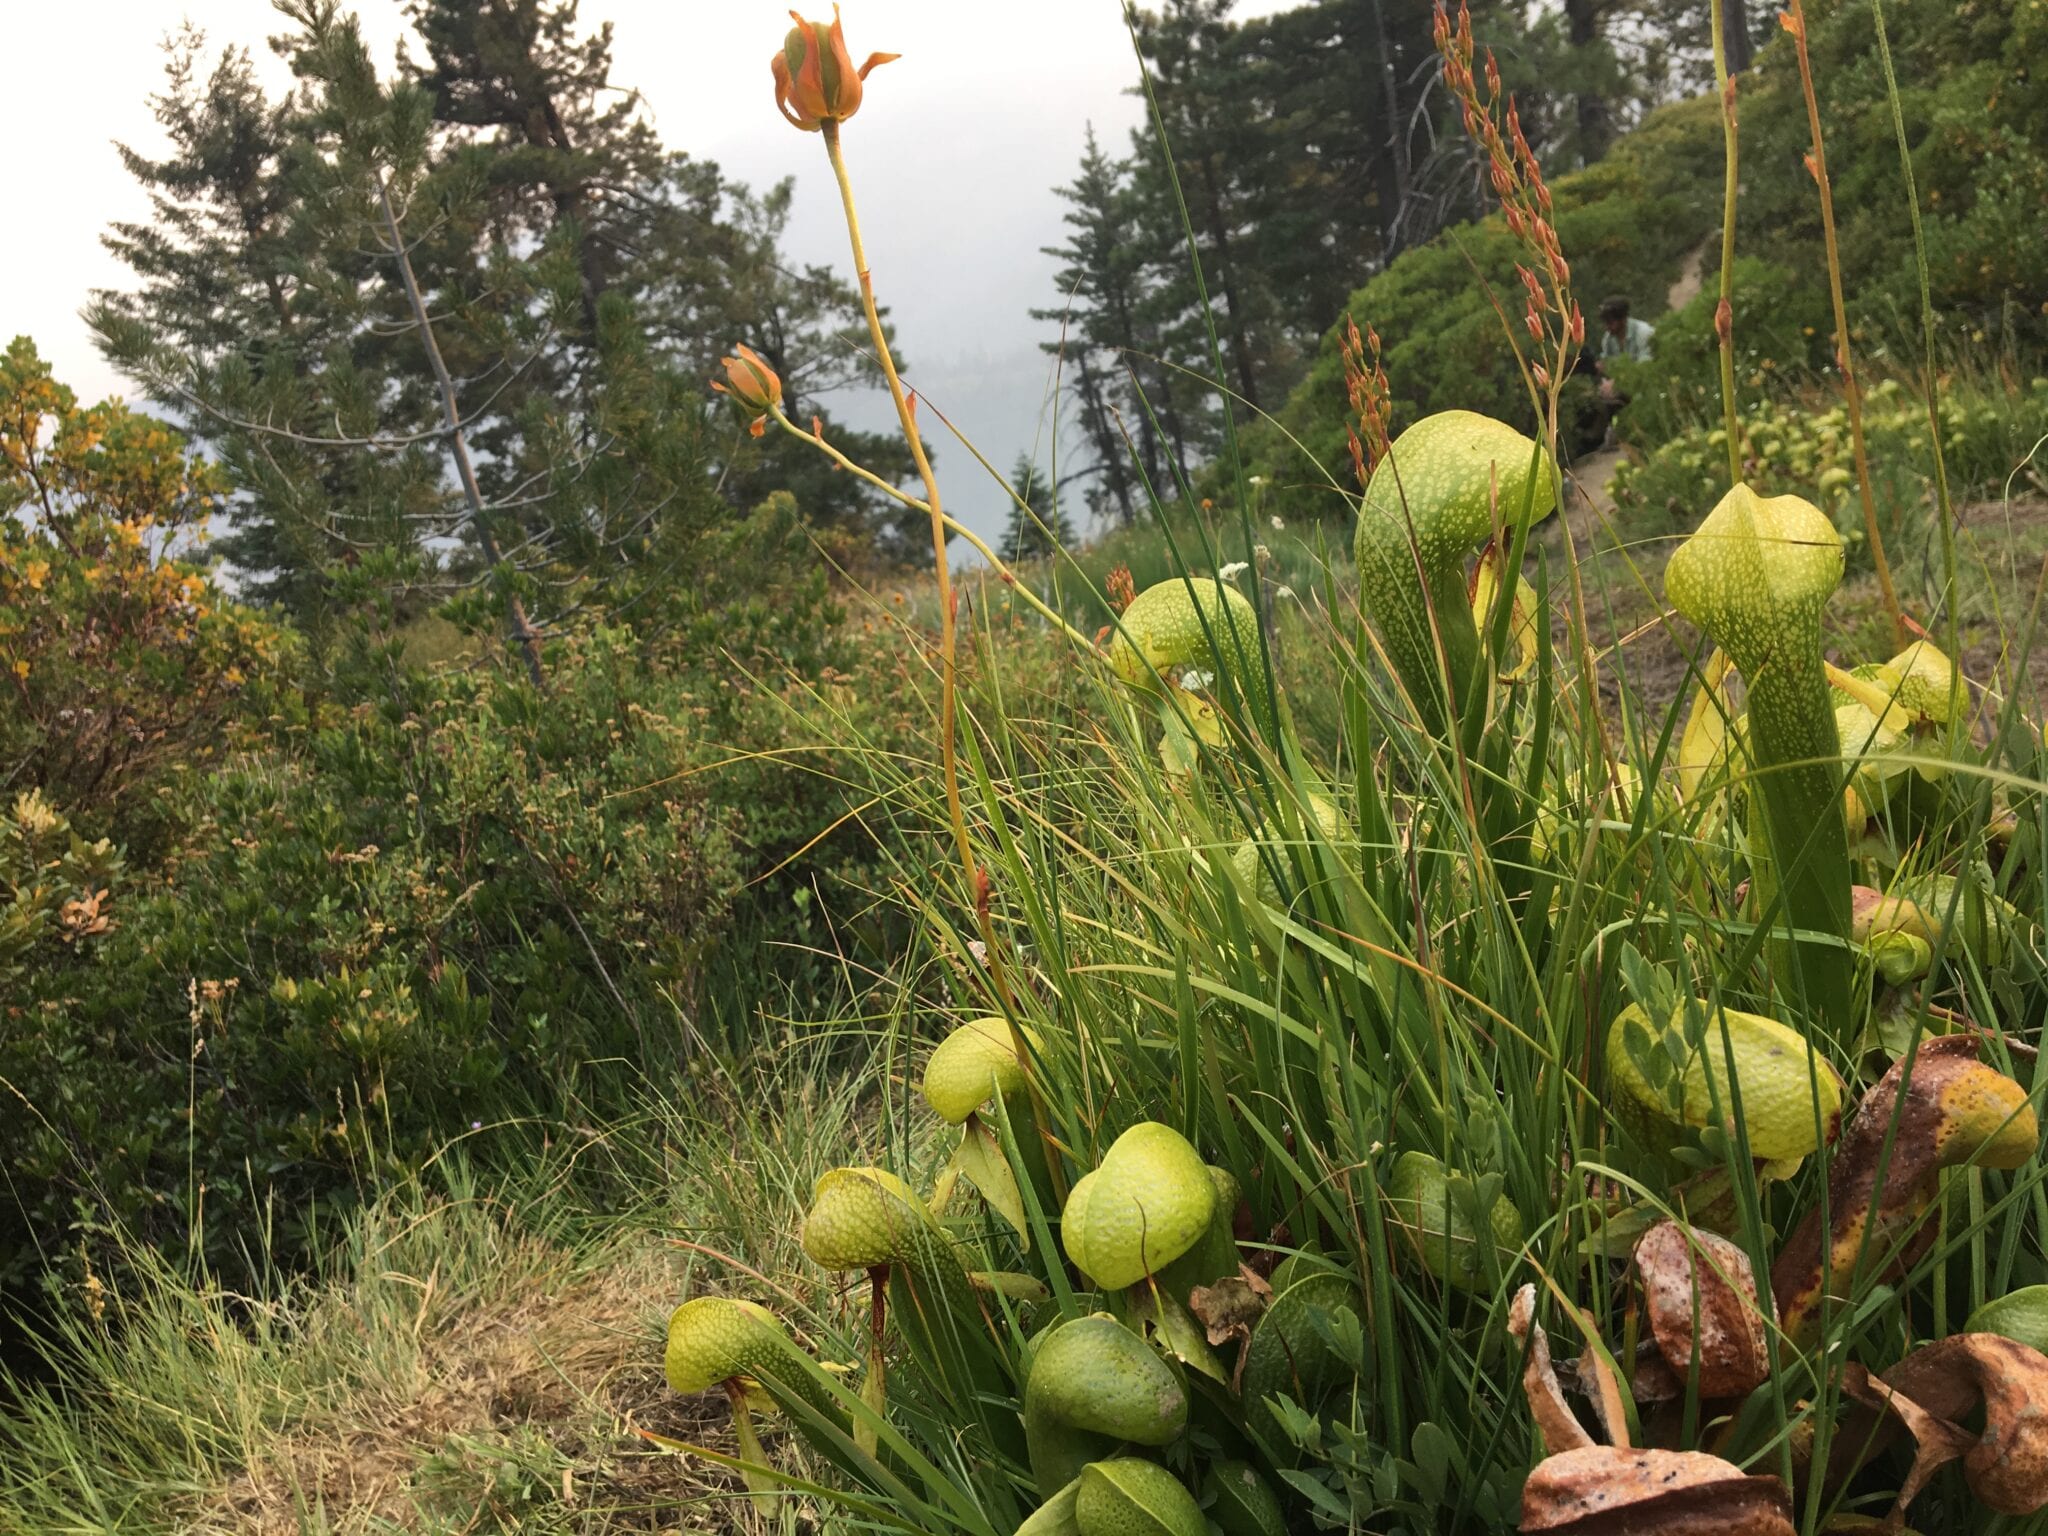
2,0 -> 1297,548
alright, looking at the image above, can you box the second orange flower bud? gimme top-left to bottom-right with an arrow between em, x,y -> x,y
713,345 -> 781,437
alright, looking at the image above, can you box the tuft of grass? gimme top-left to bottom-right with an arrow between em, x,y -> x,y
0,1047 -> 891,1535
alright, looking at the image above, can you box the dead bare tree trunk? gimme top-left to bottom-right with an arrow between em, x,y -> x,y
376,172 -> 547,688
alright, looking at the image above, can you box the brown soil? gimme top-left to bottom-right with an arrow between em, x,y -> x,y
193,1236 -> 762,1535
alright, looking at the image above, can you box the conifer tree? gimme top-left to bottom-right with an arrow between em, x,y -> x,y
1000,453 -> 1075,564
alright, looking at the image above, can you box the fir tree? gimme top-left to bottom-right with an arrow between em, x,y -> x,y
1000,454 -> 1075,564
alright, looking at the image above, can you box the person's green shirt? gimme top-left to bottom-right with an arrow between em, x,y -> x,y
1601,316 -> 1656,364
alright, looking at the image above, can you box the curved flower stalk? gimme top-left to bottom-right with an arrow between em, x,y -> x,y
1664,483 -> 1851,1029
1352,410 -> 1559,735
802,1165 -> 990,1452
1607,1001 -> 1845,1163
1386,1150 -> 1525,1294
1023,1315 -> 1187,1496
923,1017 -> 1050,1244
664,1297 -> 844,1501
1773,1035 -> 2040,1345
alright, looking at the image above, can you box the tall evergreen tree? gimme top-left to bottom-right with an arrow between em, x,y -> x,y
93,0 -> 927,649
1000,454 -> 1075,563
1039,0 -> 1698,504
1035,125 -> 1179,526
92,2 -> 718,668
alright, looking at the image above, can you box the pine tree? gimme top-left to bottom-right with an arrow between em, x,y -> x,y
1000,454 -> 1075,563
93,0 -> 929,656
1035,125 -> 1174,526
1128,0 -> 1273,415
91,2 -> 716,672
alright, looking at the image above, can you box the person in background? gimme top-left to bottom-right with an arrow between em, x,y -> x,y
1599,295 -> 1656,364
1592,295 -> 1655,447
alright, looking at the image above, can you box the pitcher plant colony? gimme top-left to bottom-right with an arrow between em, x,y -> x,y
651,5 -> 2048,1533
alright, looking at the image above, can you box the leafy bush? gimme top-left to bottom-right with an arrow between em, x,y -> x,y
1241,0 -> 2048,520
1613,375 -> 2048,555
0,339 -> 291,851
0,465 -> 938,1298
1236,95 -> 1724,520
0,622 -> 748,1292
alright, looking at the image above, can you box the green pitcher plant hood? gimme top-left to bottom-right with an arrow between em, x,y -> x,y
1023,1314 -> 1187,1496
1107,576 -> 1268,735
1352,410 -> 1558,735
1074,1457 -> 1206,1536
921,1016 -> 1038,1125
1386,1150 -> 1525,1294
1964,1286 -> 2048,1357
1664,482 -> 1851,1031
803,1165 -> 939,1270
923,1017 -> 1050,1245
1608,1000 -> 1846,1162
664,1295 -> 795,1395
1062,1122 -> 1216,1291
1204,1460 -> 1287,1536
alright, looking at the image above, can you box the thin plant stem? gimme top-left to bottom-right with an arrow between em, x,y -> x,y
1869,0 -> 1960,664
1708,0 -> 1744,487
1784,0 -> 1906,649
815,121 -> 1052,1155
817,123 -> 975,910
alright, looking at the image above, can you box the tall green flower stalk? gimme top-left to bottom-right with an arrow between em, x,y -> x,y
1708,0 -> 1745,484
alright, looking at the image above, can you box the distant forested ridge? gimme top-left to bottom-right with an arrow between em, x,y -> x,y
1045,0 -> 2047,526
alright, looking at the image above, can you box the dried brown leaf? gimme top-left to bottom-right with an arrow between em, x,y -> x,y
1634,1222 -> 1770,1399
1774,1037 -> 2040,1345
1838,1334 -> 2048,1521
1519,1446 -> 1795,1534
1561,1302 -> 1633,1449
1188,1275 -> 1266,1348
1510,1283 -> 1595,1456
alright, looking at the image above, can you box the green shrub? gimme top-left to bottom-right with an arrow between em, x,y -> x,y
0,484 -> 940,1299
1240,0 -> 2048,519
1612,376 -> 2048,559
1235,95 -> 1723,521
0,624 -> 750,1292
